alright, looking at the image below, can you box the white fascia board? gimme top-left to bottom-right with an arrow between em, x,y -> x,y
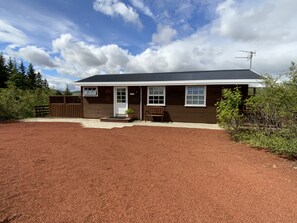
74,79 -> 263,87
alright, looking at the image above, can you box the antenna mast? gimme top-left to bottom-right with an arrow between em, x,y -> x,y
235,50 -> 256,69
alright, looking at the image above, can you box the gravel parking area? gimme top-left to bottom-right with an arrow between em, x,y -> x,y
1,122 -> 297,222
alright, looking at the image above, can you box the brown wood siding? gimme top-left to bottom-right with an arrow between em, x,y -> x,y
142,85 -> 248,123
128,86 -> 140,119
82,85 -> 248,122
83,86 -> 113,118
49,96 -> 83,118
50,104 -> 83,118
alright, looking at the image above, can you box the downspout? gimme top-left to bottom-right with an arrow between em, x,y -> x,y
140,86 -> 142,120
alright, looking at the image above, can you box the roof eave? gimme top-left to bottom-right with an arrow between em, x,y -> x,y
74,79 -> 264,87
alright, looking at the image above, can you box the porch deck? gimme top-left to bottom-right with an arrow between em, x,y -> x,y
100,116 -> 133,123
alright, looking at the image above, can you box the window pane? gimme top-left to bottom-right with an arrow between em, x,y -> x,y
192,88 -> 199,94
148,87 -> 165,105
186,86 -> 206,105
84,87 -> 97,96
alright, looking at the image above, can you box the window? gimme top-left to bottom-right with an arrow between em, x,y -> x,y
83,87 -> 98,97
147,86 -> 165,106
185,86 -> 206,106
116,88 -> 126,103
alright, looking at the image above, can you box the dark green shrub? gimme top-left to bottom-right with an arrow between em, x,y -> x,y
0,87 -> 53,120
235,131 -> 297,159
216,87 -> 243,132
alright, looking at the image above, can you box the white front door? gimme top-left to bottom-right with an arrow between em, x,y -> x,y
114,87 -> 128,116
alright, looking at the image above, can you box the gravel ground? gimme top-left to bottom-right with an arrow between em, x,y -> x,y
0,122 -> 297,223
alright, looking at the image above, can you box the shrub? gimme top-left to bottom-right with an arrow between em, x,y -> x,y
245,74 -> 297,133
125,108 -> 135,114
216,63 -> 297,159
216,87 -> 243,132
235,131 -> 297,159
0,87 -> 52,120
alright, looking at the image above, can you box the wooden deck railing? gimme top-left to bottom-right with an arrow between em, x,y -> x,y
49,96 -> 83,118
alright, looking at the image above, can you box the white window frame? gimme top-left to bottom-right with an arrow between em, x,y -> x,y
184,85 -> 206,107
147,86 -> 166,106
83,87 -> 98,97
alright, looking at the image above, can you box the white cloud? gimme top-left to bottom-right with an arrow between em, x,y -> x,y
127,33 -> 227,73
43,74 -> 78,91
213,0 -> 297,43
0,19 -> 28,45
93,0 -> 142,28
52,34 -> 108,67
129,0 -> 154,18
50,34 -> 131,77
16,46 -> 55,68
152,25 -> 177,46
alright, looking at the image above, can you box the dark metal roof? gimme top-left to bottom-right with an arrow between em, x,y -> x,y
76,69 -> 262,83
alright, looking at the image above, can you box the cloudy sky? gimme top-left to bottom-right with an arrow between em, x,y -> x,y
0,0 -> 296,90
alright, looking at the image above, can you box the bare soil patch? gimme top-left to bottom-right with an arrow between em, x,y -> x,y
1,122 -> 297,222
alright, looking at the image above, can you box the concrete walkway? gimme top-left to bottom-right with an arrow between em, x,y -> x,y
22,118 -> 222,130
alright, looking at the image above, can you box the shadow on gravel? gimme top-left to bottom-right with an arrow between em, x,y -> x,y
0,215 -> 19,223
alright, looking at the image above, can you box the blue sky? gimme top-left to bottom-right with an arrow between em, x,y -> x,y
0,0 -> 297,90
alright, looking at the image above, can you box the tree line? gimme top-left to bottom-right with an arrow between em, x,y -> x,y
0,53 -> 49,90
0,52 -> 71,120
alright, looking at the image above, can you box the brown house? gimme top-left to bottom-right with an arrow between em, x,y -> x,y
74,69 -> 263,123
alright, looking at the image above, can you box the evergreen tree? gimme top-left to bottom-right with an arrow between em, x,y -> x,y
6,58 -> 20,88
16,60 -> 28,89
42,78 -> 49,89
64,84 -> 72,95
55,89 -> 63,95
0,53 -> 8,88
7,57 -> 16,76
35,71 -> 43,89
27,63 -> 37,89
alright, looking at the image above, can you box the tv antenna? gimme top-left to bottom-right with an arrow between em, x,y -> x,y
235,50 -> 256,69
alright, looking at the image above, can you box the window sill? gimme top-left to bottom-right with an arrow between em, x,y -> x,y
147,104 -> 166,106
83,95 -> 98,97
184,104 -> 206,107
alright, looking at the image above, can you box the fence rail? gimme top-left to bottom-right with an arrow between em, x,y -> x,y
35,105 -> 50,117
49,96 -> 83,118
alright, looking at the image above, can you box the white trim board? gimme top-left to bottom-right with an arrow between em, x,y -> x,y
74,79 -> 264,87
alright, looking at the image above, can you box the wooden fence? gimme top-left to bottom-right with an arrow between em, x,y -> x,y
49,96 -> 83,118
35,105 -> 50,117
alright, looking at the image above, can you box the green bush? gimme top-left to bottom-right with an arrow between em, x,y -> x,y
216,63 -> 297,159
216,87 -> 243,132
0,87 -> 52,120
235,131 -> 297,159
245,74 -> 297,132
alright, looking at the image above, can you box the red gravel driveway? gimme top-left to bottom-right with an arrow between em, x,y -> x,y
1,122 -> 297,223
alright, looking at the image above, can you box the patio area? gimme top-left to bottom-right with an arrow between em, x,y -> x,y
22,118 -> 222,130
